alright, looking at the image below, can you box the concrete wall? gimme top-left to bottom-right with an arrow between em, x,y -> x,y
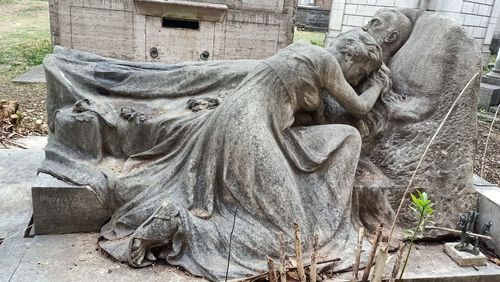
328,0 -> 499,64
296,5 -> 331,31
49,0 -> 295,63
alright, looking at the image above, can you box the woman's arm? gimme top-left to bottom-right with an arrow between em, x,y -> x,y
320,56 -> 386,118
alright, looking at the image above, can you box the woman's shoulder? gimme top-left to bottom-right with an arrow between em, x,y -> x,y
281,41 -> 333,59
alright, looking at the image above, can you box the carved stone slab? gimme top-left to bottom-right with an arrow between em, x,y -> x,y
444,243 -> 487,267
32,173 -> 109,234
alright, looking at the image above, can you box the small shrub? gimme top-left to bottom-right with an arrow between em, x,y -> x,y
399,190 -> 434,278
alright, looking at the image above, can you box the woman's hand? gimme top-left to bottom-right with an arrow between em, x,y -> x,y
369,63 -> 391,95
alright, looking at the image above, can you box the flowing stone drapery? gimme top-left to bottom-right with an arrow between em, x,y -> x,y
41,43 -> 369,280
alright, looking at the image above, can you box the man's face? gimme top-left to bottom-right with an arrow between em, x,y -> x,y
362,11 -> 397,45
362,9 -> 411,61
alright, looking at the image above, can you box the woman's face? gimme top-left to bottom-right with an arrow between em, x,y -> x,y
341,59 -> 375,86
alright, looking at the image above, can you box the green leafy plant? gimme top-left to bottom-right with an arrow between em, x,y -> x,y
399,190 -> 434,279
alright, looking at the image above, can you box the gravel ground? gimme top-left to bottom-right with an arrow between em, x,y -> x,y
475,113 -> 500,185
0,77 -> 48,136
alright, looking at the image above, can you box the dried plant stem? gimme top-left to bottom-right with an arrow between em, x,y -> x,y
229,257 -> 341,282
425,226 -> 492,240
385,71 -> 480,249
278,233 -> 287,282
371,248 -> 388,282
480,105 -> 499,177
1,137 -> 27,149
294,223 -> 307,282
310,234 -> 319,282
361,223 -> 383,282
268,257 -> 278,282
391,241 -> 405,279
352,227 -> 365,281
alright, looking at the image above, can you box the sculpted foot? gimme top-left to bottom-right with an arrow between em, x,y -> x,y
128,238 -> 154,267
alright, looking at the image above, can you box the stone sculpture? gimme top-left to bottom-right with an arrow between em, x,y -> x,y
41,29 -> 389,280
38,7 -> 481,281
325,8 -> 481,239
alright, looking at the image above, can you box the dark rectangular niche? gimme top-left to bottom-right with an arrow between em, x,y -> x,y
162,18 -> 200,30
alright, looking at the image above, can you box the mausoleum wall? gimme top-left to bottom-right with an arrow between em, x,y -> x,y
328,0 -> 500,65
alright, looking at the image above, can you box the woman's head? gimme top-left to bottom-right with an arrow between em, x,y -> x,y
327,29 -> 384,86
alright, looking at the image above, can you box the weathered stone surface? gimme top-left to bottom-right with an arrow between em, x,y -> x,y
333,243 -> 500,281
0,238 -> 32,282
0,136 -> 46,239
11,64 -> 46,84
0,137 -> 46,185
7,233 -> 202,282
40,31 -> 385,280
354,9 -> 480,237
0,184 -> 32,239
37,7 -> 482,280
32,173 -> 109,234
49,0 -> 295,62
444,242 -> 487,267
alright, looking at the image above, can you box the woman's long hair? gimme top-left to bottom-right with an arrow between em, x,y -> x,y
355,63 -> 400,145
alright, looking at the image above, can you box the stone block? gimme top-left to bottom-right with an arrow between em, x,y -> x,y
341,25 -> 355,32
478,4 -> 491,16
478,82 -> 500,108
376,0 -> 395,6
473,3 -> 480,14
437,11 -> 465,25
480,16 -> 490,27
444,243 -> 487,267
344,4 -> 357,15
465,14 -> 482,25
346,15 -> 364,26
11,65 -> 46,84
348,0 -> 367,4
395,0 -> 417,8
463,1 -> 475,14
32,173 -> 109,235
473,26 -> 487,38
356,5 -> 379,16
432,0 -> 464,13
474,175 -> 500,256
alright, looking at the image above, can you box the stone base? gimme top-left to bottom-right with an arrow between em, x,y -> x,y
478,82 -> 500,109
32,173 -> 109,234
444,243 -> 487,267
474,175 -> 500,256
11,65 -> 46,84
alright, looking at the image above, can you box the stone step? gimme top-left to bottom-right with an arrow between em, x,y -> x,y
0,237 -> 33,282
0,136 -> 46,238
7,233 -> 202,282
329,243 -> 500,282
